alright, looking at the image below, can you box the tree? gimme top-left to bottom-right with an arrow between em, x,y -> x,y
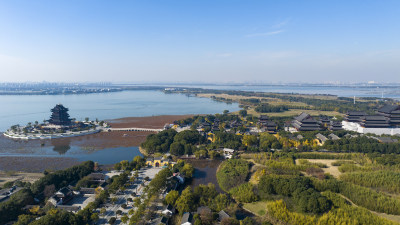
242,135 -> 258,147
109,217 -> 116,224
212,194 -> 231,212
165,190 -> 179,206
221,218 -> 240,225
239,109 -> 247,118
175,187 -> 195,214
114,162 -> 122,171
223,110 -> 229,114
15,214 -> 35,225
121,214 -> 129,224
170,142 -> 185,156
181,163 -> 195,178
90,213 -> 99,222
240,217 -> 255,225
100,208 -> 106,215
120,160 -> 129,171
116,210 -> 122,217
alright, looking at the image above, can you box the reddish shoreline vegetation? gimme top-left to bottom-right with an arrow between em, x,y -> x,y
105,115 -> 195,128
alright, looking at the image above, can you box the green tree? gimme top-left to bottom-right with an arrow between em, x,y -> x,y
165,190 -> 179,206
121,214 -> 129,224
239,109 -> 247,118
175,187 -> 195,214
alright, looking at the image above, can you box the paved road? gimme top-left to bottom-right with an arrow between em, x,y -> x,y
97,167 -> 162,225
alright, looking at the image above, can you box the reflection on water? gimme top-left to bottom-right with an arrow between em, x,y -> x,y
0,133 -> 143,165
186,159 -> 223,192
51,138 -> 71,154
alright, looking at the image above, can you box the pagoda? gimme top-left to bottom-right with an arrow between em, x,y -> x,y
48,104 -> 72,126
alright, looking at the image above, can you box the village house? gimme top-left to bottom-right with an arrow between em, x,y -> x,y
222,148 -> 235,159
162,204 -> 176,216
181,212 -> 193,225
48,187 -> 75,206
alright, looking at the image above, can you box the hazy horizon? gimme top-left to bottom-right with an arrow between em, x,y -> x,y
1,1 -> 399,83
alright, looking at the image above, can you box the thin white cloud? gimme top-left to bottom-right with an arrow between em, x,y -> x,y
245,30 -> 284,38
272,18 -> 291,28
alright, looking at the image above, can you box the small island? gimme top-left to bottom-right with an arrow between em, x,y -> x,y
3,104 -> 108,140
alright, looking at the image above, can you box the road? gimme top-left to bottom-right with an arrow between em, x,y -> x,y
97,167 -> 162,225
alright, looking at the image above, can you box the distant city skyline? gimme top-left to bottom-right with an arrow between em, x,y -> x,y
0,1 -> 399,83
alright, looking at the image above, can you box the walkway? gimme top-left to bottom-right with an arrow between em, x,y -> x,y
107,127 -> 164,132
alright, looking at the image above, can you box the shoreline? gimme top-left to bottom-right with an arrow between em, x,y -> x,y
139,146 -> 148,157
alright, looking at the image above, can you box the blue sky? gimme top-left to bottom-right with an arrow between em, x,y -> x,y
0,0 -> 399,83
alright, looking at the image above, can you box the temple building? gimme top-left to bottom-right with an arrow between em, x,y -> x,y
360,115 -> 390,128
292,113 -> 320,131
258,115 -> 277,133
377,104 -> 400,127
48,104 -> 72,126
345,111 -> 367,122
329,121 -> 343,131
319,116 -> 330,130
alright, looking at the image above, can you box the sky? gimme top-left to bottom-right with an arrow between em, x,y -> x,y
0,0 -> 399,83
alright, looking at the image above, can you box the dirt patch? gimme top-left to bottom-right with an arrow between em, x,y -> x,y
106,115 -> 194,128
0,171 -> 44,187
295,159 -> 343,178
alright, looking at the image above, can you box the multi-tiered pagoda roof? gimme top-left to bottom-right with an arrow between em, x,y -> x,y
292,113 -> 320,131
48,104 -> 72,126
345,111 -> 367,122
329,121 -> 343,131
377,104 -> 400,126
360,115 -> 390,128
258,115 -> 277,133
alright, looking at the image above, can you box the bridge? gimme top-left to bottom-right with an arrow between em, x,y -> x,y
107,127 -> 164,132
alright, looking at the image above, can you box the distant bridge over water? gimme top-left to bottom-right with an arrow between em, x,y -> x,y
107,127 -> 164,132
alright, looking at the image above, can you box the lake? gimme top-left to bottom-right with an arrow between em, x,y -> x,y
0,90 -> 239,132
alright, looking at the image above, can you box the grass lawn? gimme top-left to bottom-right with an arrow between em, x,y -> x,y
243,201 -> 269,216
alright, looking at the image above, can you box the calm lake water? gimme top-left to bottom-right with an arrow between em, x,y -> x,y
0,90 -> 239,132
0,144 -> 142,165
